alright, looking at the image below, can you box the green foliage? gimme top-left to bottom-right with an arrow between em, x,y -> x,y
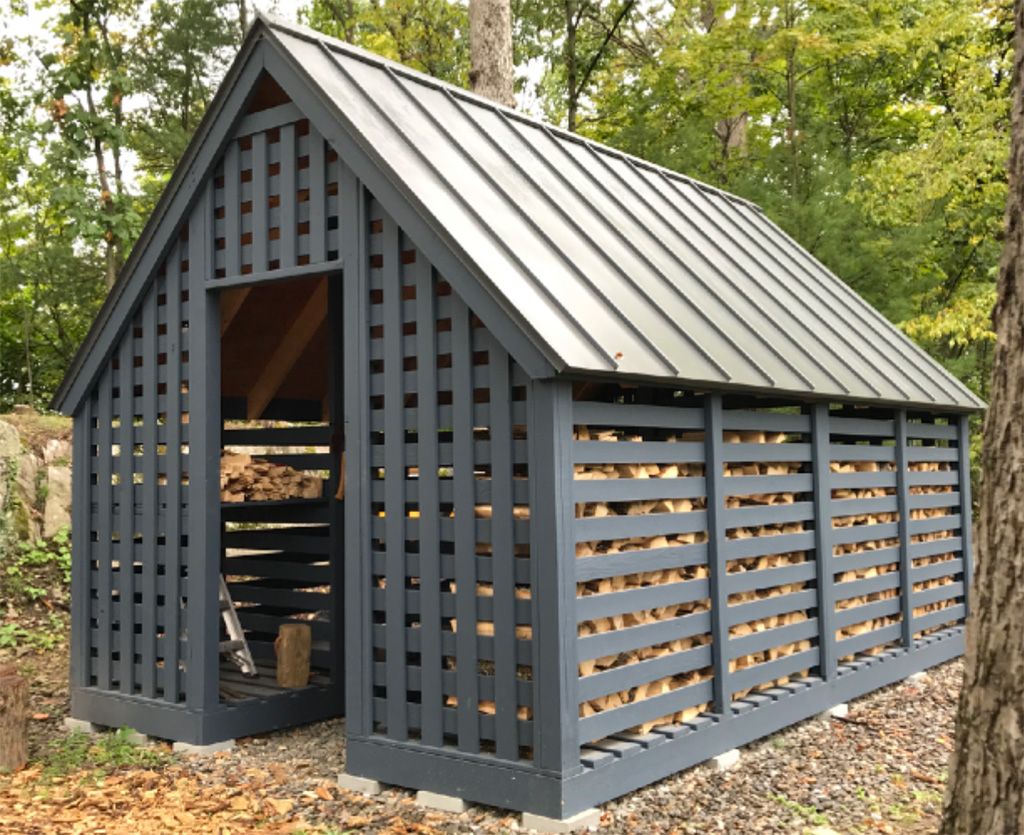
0,612 -> 66,650
43,728 -> 169,780
2,527 -> 72,606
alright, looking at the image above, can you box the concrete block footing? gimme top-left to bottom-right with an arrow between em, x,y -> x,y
906,671 -> 928,683
63,717 -> 102,735
415,790 -> 467,813
713,748 -> 741,771
822,702 -> 849,720
521,808 -> 602,833
172,739 -> 235,756
337,773 -> 383,796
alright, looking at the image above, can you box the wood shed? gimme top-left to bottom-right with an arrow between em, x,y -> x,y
53,13 -> 982,820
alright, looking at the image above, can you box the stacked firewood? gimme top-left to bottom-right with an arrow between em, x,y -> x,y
220,453 -> 323,502
908,460 -> 961,636
571,425 -> 814,733
831,459 -> 901,659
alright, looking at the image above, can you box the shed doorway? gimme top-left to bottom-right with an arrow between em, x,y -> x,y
214,271 -> 344,720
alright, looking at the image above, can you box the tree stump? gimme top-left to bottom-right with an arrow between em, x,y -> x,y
0,664 -> 28,772
274,624 -> 311,688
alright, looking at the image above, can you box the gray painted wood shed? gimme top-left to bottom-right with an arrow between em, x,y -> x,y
54,13 -> 980,820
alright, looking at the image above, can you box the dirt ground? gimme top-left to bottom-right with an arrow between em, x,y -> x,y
0,626 -> 959,835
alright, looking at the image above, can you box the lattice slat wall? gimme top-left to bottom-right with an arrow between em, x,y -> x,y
568,391 -> 969,754
80,236 -> 192,704
364,195 -> 534,761
213,118 -> 341,280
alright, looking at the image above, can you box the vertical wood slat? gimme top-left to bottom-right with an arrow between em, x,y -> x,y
327,271 -> 345,686
308,127 -> 327,262
140,289 -> 159,698
164,253 -> 183,703
70,401 -> 91,689
96,366 -> 113,691
416,258 -> 443,747
704,394 -> 729,712
488,336 -> 518,760
224,140 -> 241,278
251,132 -> 269,272
382,215 -> 407,740
811,403 -> 836,680
451,292 -> 479,753
279,123 -> 297,268
342,166 -> 372,737
117,331 -> 135,694
957,414 -> 973,617
894,409 -> 912,648
186,183 -> 220,712
529,380 -> 578,773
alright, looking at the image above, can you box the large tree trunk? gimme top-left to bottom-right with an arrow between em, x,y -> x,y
0,664 -> 28,773
468,0 -> 515,107
940,4 -> 1024,833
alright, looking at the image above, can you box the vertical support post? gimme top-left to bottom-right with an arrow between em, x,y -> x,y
164,250 -> 183,703
703,393 -> 730,714
187,182 -> 221,715
451,293 -> 479,754
528,379 -> 580,775
416,259 -> 443,748
140,289 -> 159,699
279,123 -> 297,269
957,414 -> 974,617
381,215 -> 407,741
308,127 -> 327,263
70,402 -> 92,690
117,334 -> 135,695
894,409 -> 913,650
341,164 -> 372,738
224,140 -> 241,278
327,269 -> 345,691
810,403 -> 836,680
251,133 -> 269,273
96,368 -> 113,691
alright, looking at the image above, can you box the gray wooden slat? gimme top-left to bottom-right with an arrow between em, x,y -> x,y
71,401 -> 91,689
224,140 -> 241,277
834,572 -> 901,601
721,410 -> 810,433
905,446 -> 958,463
912,603 -> 965,632
811,403 -> 836,681
576,578 -> 710,622
721,442 -> 812,463
721,473 -> 813,496
912,581 -> 964,608
308,127 -> 327,261
905,421 -> 958,440
727,617 -> 818,660
573,440 -> 704,464
164,256 -> 183,702
908,491 -> 960,511
957,415 -> 973,616
342,168 -> 372,736
577,643 -> 712,702
382,215 -> 407,740
488,335 -> 519,760
223,425 -> 331,445
894,410 -> 913,650
117,321 -> 136,694
140,288 -> 159,697
727,589 -> 818,628
833,597 -> 901,629
279,123 -> 297,268
835,623 -> 902,657
725,562 -> 815,596
833,545 -> 901,574
828,443 -> 896,462
728,648 -> 818,694
577,679 -> 713,743
186,183 -> 220,712
251,132 -> 269,272
415,257 -> 443,747
909,515 -> 961,537
572,401 -> 704,429
721,502 -> 814,529
451,291 -> 479,753
721,530 -> 814,562
575,542 -> 708,583
828,416 -> 895,437
573,475 -> 707,504
96,366 -> 113,690
704,394 -> 729,714
575,510 -> 707,541
911,557 -> 964,584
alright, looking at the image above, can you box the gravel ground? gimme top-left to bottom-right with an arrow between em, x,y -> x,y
179,660 -> 961,834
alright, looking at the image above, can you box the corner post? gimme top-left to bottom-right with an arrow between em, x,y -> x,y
810,403 -> 836,680
704,393 -> 730,714
187,181 -> 222,715
341,164 -> 372,738
528,379 -> 580,776
70,403 -> 92,690
957,414 -> 973,617
894,409 -> 913,650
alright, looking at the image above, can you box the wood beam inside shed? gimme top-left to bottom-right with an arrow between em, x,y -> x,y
245,278 -> 328,418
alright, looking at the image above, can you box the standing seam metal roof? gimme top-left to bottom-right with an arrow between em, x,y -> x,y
263,16 -> 982,411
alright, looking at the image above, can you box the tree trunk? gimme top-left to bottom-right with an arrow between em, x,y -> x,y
0,664 -> 28,773
940,4 -> 1024,833
468,0 -> 515,107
